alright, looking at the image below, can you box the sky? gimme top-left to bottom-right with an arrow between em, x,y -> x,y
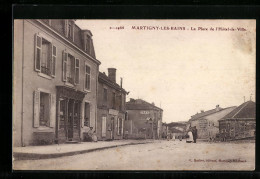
76,20 -> 255,123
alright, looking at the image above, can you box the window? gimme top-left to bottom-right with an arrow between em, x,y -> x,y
62,51 -> 80,85
39,92 -> 50,126
117,118 -> 123,135
35,34 -> 56,77
119,95 -> 122,111
65,20 -> 74,41
75,59 -> 80,84
84,102 -> 90,126
85,35 -> 91,53
33,90 -> 55,128
112,92 -> 116,109
103,88 -> 107,103
85,65 -> 91,90
68,23 -> 72,38
101,116 -> 107,137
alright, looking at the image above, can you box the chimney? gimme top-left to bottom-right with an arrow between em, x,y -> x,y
120,77 -> 123,88
216,105 -> 220,111
108,68 -> 116,83
151,102 -> 155,106
200,110 -> 204,113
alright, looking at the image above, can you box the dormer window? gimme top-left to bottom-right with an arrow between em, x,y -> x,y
85,35 -> 91,53
64,20 -> 74,41
68,23 -> 72,39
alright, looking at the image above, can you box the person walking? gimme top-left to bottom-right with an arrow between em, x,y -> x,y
192,126 -> 198,143
186,128 -> 193,143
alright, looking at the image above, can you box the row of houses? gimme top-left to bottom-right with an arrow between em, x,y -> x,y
188,101 -> 256,141
13,19 -> 163,146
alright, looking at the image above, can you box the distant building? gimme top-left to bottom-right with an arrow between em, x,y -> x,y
96,69 -> 128,140
125,99 -> 163,139
219,101 -> 256,141
167,121 -> 187,139
188,105 -> 237,140
161,122 -> 168,139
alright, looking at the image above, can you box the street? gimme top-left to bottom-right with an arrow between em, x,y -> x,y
13,140 -> 255,170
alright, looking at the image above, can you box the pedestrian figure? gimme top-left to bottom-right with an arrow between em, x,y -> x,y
179,135 -> 182,141
172,133 -> 176,141
192,126 -> 198,143
92,131 -> 98,142
186,127 -> 193,143
84,127 -> 94,142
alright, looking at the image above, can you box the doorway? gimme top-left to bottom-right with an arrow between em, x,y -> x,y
58,99 -> 80,142
111,117 -> 114,140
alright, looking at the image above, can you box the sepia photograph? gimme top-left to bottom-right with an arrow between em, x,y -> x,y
13,19 -> 255,170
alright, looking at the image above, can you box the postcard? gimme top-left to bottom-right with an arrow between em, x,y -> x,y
13,19 -> 255,170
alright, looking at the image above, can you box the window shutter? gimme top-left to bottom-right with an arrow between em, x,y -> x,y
33,90 -> 40,127
71,57 -> 75,84
121,119 -> 124,135
117,118 -> 120,135
51,45 -> 56,77
81,102 -> 85,128
75,58 -> 80,84
62,51 -> 67,82
34,34 -> 42,72
49,94 -> 56,128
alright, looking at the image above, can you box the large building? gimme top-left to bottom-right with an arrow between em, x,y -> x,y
96,69 -> 128,140
188,105 -> 237,140
219,101 -> 256,141
125,99 -> 163,139
13,20 -> 100,146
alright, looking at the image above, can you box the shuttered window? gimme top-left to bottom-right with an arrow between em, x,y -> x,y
75,58 -> 80,84
51,45 -> 56,77
33,90 -> 55,128
62,51 -> 76,85
85,64 -> 91,90
62,51 -> 67,81
34,33 -> 56,77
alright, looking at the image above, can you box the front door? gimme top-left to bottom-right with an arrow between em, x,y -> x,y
67,100 -> 74,140
58,99 -> 80,142
111,117 -> 114,140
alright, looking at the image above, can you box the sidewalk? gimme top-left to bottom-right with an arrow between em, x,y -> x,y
13,140 -> 154,160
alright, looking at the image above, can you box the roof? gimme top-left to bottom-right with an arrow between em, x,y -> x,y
221,101 -> 255,120
189,106 -> 237,122
98,72 -> 128,94
38,19 -> 97,61
126,99 -> 163,111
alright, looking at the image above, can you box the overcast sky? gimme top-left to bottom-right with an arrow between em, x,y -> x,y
76,20 -> 255,123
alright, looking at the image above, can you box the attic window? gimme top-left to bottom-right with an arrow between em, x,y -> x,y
65,20 -> 74,41
85,35 -> 91,54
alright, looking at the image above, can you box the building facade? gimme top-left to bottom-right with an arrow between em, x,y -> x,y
125,99 -> 163,139
219,101 -> 256,141
188,105 -> 237,140
13,19 -> 100,146
96,69 -> 128,140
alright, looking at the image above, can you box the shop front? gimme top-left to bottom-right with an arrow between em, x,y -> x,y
56,86 -> 86,143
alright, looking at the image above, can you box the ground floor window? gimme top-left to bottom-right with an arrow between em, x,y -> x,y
40,92 -> 50,126
117,118 -> 123,135
34,90 -> 55,128
84,102 -> 90,126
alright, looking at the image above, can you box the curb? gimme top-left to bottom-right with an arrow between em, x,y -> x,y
13,142 -> 151,160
